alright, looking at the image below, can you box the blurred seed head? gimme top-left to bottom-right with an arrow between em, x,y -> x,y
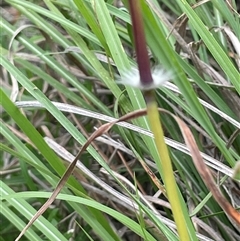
116,66 -> 173,90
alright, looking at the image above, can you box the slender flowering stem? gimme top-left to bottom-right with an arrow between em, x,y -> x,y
128,0 -> 153,86
127,1 -> 191,240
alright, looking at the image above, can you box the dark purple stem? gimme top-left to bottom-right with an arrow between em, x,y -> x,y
128,0 -> 153,86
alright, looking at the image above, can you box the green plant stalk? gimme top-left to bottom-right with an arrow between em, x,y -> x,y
126,0 -> 191,239
146,92 -> 190,241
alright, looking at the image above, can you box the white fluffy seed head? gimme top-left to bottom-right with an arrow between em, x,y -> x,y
116,67 -> 173,90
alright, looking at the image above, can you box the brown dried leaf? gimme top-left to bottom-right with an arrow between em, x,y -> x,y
16,107 -> 240,240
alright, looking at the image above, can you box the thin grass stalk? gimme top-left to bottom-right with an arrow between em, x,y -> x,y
127,1 -> 191,240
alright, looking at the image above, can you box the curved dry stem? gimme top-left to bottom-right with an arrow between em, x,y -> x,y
15,108 -> 240,240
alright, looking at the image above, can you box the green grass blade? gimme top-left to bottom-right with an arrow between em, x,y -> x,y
0,182 -> 68,241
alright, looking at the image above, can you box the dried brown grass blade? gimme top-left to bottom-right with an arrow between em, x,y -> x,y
15,109 -> 146,241
16,108 -> 239,240
15,122 -> 113,241
167,112 -> 240,228
120,108 -> 240,227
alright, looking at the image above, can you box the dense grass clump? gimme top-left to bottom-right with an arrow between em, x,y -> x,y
1,1 -> 240,240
